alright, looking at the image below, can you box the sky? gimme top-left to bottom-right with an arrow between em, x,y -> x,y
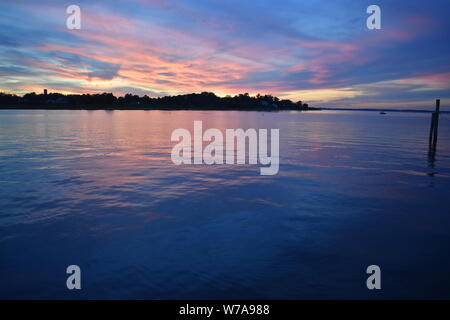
0,0 -> 449,109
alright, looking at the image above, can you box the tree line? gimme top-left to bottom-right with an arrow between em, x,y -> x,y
0,91 -> 312,110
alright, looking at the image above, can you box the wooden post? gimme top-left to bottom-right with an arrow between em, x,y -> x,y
429,112 -> 436,146
428,99 -> 441,157
432,99 -> 440,151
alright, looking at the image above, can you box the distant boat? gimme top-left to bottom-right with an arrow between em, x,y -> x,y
380,111 -> 387,115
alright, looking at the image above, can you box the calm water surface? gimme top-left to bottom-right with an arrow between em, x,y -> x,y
1,109 -> 449,299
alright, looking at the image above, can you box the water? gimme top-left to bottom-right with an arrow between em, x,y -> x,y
0,109 -> 449,299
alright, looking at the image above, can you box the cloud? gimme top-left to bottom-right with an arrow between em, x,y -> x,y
0,0 -> 449,108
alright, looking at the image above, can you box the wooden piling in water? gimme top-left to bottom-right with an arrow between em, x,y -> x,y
429,112 -> 436,146
428,99 -> 441,153
432,99 -> 440,150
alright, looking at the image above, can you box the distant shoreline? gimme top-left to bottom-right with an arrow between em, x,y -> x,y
0,91 -> 316,111
0,105 -> 321,111
321,107 -> 448,113
1,106 -> 445,113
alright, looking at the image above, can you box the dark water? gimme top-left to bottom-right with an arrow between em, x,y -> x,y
1,109 -> 449,299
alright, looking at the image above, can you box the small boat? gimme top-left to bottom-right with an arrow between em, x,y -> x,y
380,111 -> 386,115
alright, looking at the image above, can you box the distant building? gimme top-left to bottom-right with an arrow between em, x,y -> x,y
44,89 -> 48,95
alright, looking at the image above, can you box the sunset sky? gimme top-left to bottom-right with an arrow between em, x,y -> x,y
1,0 -> 449,109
